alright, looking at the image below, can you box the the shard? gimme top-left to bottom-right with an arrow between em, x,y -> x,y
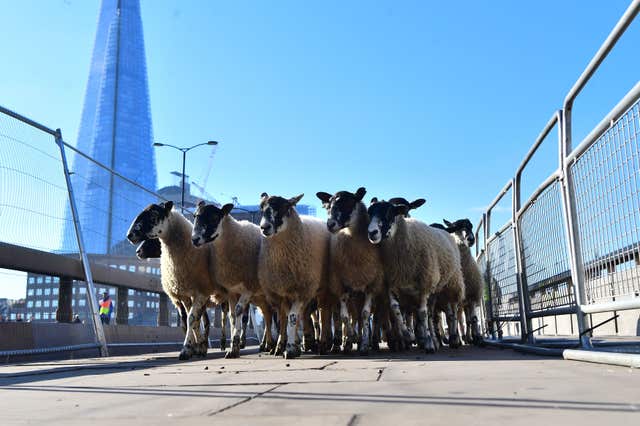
64,0 -> 157,255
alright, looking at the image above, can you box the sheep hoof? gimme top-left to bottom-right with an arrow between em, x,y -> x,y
239,336 -> 247,349
193,341 -> 208,358
449,334 -> 462,349
178,345 -> 194,360
220,338 -> 227,351
330,343 -> 342,354
283,344 -> 301,359
473,334 -> 483,346
358,345 -> 369,356
303,335 -> 317,353
317,341 -> 328,355
224,348 -> 240,359
371,341 -> 380,351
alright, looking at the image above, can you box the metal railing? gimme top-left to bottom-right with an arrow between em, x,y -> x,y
0,104 -> 170,356
478,0 -> 640,348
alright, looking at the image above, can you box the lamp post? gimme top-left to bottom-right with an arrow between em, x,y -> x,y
153,140 -> 218,213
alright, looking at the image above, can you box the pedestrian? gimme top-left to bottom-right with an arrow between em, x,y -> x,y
99,291 -> 114,325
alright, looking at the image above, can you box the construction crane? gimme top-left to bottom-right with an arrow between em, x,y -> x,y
191,144 -> 220,205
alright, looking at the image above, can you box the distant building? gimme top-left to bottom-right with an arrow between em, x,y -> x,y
0,298 -> 26,321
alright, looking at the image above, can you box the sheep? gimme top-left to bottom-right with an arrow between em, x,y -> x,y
257,193 -> 331,359
367,198 -> 465,353
316,187 -> 384,354
127,201 -> 226,360
191,201 -> 276,358
442,218 -> 484,344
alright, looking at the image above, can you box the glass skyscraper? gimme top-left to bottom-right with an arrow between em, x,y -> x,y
64,0 -> 157,255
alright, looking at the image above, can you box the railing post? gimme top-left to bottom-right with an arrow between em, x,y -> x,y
55,129 -> 109,356
483,212 -> 497,339
512,177 -> 533,343
559,110 -> 593,349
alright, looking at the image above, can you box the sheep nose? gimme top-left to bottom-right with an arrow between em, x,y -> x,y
368,229 -> 379,239
127,232 -> 135,241
327,220 -> 338,231
192,237 -> 201,246
261,223 -> 272,231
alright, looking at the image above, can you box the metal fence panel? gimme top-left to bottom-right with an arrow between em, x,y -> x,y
569,101 -> 640,306
486,224 -> 520,319
0,112 -> 78,254
519,179 -> 576,313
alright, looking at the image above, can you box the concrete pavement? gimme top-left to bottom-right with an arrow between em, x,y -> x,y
1,345 -> 638,425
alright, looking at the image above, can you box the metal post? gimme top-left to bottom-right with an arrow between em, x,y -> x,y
512,177 -> 533,343
55,129 -> 109,356
55,276 -> 73,323
181,149 -> 186,213
116,287 -> 129,325
559,111 -> 593,349
483,212 -> 497,339
158,293 -> 169,326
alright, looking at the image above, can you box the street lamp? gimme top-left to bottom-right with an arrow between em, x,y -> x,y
153,140 -> 218,213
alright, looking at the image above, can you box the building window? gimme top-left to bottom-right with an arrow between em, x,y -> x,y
100,288 -> 106,294
35,301 -> 41,307
53,277 -> 59,283
27,301 -> 33,308
128,300 -> 134,308
36,289 -> 42,296
72,300 -> 75,307
44,288 -> 51,296
10,313 -> 16,320
51,311 -> 56,318
27,289 -> 34,296
79,287 -> 86,295
73,287 -> 76,294
43,312 -> 49,320
44,300 -> 50,308
52,300 -> 58,307
79,299 -> 86,307
53,288 -> 59,295
128,312 -> 133,319
109,288 -> 115,296
45,276 -> 51,283
35,312 -> 41,320
37,277 -> 43,284
28,277 -> 35,284
128,289 -> 134,296
129,265 -> 136,272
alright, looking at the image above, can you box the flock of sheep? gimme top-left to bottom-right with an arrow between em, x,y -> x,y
126,188 -> 484,360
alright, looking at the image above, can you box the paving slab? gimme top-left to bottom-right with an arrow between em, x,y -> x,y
0,345 -> 638,425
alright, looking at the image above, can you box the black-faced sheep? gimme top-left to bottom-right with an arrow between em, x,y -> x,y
367,199 -> 465,353
127,201 -> 226,360
316,187 -> 384,354
258,193 -> 331,359
443,218 -> 484,344
192,201 -> 276,358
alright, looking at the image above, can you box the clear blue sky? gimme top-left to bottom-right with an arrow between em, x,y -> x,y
1,1 -> 639,298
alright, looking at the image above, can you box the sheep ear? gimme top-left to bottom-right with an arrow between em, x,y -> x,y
288,193 -> 304,206
316,192 -> 331,204
355,187 -> 366,201
161,201 -> 174,214
221,203 -> 234,216
370,197 -> 378,205
410,199 -> 426,210
260,192 -> 269,200
197,200 -> 206,208
443,218 -> 453,228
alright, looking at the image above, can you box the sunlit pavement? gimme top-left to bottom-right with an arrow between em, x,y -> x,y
1,345 -> 638,425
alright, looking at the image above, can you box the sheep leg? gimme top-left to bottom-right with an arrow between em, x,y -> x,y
317,302 -> 332,355
179,296 -> 206,360
359,293 -> 373,355
196,307 -> 211,357
389,291 -> 412,346
330,305 -> 342,354
302,304 -> 318,353
233,294 -> 251,350
284,300 -> 303,359
240,303 -> 250,349
178,303 -> 188,334
340,294 -> 355,353
259,305 -> 273,352
225,294 -> 241,359
220,302 -> 228,351
432,310 -> 444,349
273,304 -> 288,356
466,304 -> 482,345
446,303 -> 462,348
457,304 -> 468,344
416,292 -> 436,354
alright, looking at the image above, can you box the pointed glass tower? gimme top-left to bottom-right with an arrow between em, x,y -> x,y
64,0 -> 157,255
